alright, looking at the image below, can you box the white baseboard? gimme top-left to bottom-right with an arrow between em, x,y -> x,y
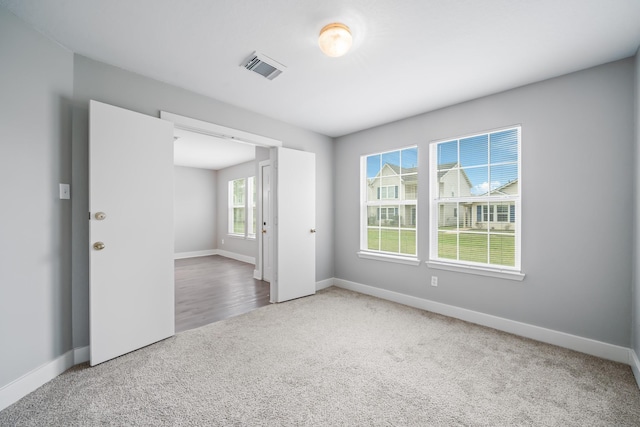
175,250 -> 256,266
333,278 -> 631,365
0,345 -> 88,412
174,249 -> 218,259
630,349 -> 640,390
74,346 -> 90,364
316,278 -> 334,291
217,250 -> 255,265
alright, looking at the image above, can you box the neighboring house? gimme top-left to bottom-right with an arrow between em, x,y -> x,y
437,162 -> 518,231
437,163 -> 472,227
367,163 -> 417,227
471,179 -> 518,231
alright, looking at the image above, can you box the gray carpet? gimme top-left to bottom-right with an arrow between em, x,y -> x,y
1,287 -> 639,426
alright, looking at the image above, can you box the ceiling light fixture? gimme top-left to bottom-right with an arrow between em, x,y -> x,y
318,23 -> 352,57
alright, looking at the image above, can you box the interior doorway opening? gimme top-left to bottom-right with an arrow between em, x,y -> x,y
164,112 -> 281,332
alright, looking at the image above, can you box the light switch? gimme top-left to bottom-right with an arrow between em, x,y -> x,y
59,183 -> 70,199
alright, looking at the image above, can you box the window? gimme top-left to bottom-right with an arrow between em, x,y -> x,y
482,205 -> 493,222
378,207 -> 399,223
249,176 -> 256,238
228,176 -> 256,238
229,178 -> 245,235
361,147 -> 418,258
378,185 -> 398,199
429,127 -> 521,273
496,204 -> 509,222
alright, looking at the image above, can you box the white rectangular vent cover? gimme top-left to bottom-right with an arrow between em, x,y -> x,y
241,52 -> 286,80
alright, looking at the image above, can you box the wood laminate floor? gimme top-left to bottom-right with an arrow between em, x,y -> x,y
175,255 -> 270,333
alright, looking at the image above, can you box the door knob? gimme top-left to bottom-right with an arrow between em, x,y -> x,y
94,212 -> 107,220
310,229 -> 316,233
262,229 -> 267,234
93,242 -> 105,250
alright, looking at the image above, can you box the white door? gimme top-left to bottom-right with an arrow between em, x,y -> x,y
261,163 -> 273,282
271,147 -> 316,303
89,100 -> 175,366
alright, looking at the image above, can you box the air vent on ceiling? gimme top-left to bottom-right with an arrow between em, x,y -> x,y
241,52 -> 286,80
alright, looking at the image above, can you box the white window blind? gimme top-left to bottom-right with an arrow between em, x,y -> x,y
429,127 -> 521,270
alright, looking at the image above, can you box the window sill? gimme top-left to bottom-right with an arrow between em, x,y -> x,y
227,233 -> 250,239
228,234 -> 257,241
426,260 -> 525,281
357,251 -> 421,266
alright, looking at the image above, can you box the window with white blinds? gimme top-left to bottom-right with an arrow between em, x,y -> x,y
361,147 -> 418,258
429,127 -> 521,271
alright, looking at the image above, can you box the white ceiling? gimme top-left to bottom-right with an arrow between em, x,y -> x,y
2,0 -> 639,138
173,129 -> 255,171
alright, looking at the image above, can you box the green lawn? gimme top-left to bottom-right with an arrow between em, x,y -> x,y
366,228 -> 514,266
368,228 -> 416,255
438,232 -> 515,266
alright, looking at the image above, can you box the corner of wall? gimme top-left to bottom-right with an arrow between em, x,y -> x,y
633,47 -> 640,374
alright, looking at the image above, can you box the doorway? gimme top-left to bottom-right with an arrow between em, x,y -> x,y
89,102 -> 316,365
165,112 -> 281,331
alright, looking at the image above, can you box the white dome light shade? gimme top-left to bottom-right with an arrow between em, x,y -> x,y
318,23 -> 353,57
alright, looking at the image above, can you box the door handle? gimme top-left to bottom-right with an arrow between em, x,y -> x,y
94,212 -> 107,220
93,242 -> 105,250
310,229 -> 316,233
262,229 -> 267,234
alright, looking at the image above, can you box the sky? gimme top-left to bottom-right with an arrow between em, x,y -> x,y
366,147 -> 418,179
437,128 -> 519,195
365,128 -> 518,196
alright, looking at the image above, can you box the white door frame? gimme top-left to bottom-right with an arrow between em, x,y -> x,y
256,160 -> 271,281
160,112 -> 282,149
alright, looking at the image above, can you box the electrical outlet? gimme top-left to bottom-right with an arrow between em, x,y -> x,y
431,276 -> 438,287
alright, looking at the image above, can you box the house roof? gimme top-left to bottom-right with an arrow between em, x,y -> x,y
484,178 -> 519,196
386,164 -> 417,183
367,163 -> 417,186
437,163 -> 472,188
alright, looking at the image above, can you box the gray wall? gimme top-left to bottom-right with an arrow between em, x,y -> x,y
174,166 -> 218,254
0,7 -> 74,387
71,55 -> 335,348
634,50 -> 640,359
334,59 -> 635,347
216,160 -> 258,259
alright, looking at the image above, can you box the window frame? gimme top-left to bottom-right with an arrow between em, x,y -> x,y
427,126 -> 524,280
358,146 -> 420,266
248,176 -> 256,239
228,176 -> 257,239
